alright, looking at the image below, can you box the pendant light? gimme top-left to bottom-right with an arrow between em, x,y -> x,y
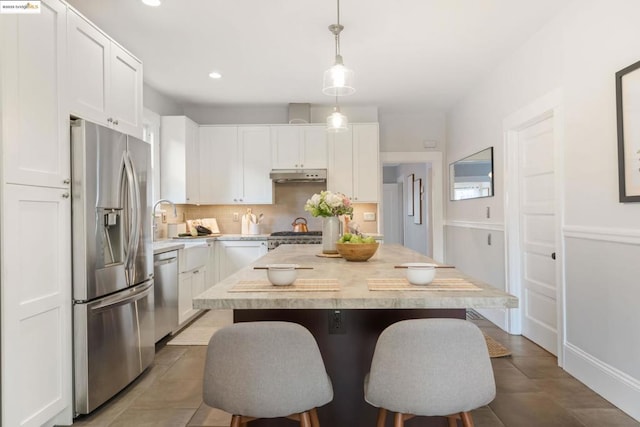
327,97 -> 348,133
323,0 -> 355,96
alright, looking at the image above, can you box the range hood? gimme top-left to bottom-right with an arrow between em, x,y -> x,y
269,169 -> 327,183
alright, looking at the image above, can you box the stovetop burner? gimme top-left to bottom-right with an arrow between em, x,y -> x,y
270,231 -> 322,237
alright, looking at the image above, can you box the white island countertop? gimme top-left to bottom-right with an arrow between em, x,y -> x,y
193,244 -> 518,310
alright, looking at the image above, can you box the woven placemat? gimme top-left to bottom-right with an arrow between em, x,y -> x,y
367,277 -> 481,291
484,333 -> 512,358
229,279 -> 340,292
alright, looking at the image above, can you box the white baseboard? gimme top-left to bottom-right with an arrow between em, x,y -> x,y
564,342 -> 640,422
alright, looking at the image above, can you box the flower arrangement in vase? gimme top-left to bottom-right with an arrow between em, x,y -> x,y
304,191 -> 353,254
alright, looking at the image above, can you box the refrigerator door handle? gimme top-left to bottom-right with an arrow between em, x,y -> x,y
122,153 -> 138,282
127,152 -> 142,271
89,281 -> 153,313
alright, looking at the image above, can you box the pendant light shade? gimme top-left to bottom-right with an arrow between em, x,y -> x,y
323,56 -> 355,96
327,106 -> 348,133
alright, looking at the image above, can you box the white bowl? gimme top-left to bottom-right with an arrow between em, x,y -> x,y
266,264 -> 298,286
403,263 -> 437,285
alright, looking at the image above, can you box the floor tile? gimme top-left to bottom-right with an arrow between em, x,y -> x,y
154,345 -> 189,366
532,377 -> 616,409
570,408 -> 640,427
129,378 -> 203,410
187,403 -> 233,427
489,392 -> 585,427
471,406 -> 506,427
108,408 -> 196,427
510,355 -> 572,379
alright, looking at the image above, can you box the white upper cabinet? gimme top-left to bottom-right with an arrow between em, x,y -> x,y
199,126 -> 239,204
160,116 -> 200,204
271,125 -> 327,169
352,124 -> 380,202
328,123 -> 380,203
199,126 -> 272,204
240,126 -> 273,204
67,9 -> 143,138
1,0 -> 69,189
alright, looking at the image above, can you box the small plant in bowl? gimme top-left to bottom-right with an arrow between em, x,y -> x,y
336,233 -> 379,262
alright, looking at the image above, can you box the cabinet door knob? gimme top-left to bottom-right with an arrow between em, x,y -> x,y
63,178 -> 70,185
107,117 -> 113,123
300,164 -> 304,168
113,120 -> 119,125
62,192 -> 70,199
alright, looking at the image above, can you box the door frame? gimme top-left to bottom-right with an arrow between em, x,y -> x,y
380,152 -> 443,262
503,88 -> 565,365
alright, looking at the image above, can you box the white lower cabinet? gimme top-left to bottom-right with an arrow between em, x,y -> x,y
216,240 -> 268,281
178,267 -> 206,325
205,241 -> 218,290
177,245 -> 208,325
2,184 -> 72,427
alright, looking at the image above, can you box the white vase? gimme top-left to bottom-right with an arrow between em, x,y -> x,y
322,216 -> 341,254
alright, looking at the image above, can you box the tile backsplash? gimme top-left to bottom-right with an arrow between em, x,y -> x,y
156,182 -> 378,237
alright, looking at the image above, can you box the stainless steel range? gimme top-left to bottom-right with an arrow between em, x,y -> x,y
268,231 -> 322,251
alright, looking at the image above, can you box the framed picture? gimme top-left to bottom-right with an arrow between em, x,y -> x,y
616,60 -> 640,202
407,174 -> 414,215
413,178 -> 422,224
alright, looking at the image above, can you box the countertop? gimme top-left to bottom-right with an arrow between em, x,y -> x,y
193,244 -> 518,310
153,234 -> 270,254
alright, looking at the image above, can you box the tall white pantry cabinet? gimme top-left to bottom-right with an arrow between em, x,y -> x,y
1,1 -> 143,426
0,0 -> 73,426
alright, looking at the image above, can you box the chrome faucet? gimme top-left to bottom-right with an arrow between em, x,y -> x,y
152,199 -> 177,236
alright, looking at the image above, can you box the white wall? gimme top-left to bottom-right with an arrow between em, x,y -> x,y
446,0 -> 640,420
143,83 -> 183,116
378,109 -> 447,153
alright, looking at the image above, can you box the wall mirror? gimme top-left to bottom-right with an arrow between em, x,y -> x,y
449,147 -> 494,201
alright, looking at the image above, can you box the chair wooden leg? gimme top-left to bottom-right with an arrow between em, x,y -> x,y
230,415 -> 242,427
448,415 -> 459,427
393,412 -> 404,427
299,411 -> 312,427
376,408 -> 387,427
310,408 -> 320,427
460,412 -> 474,427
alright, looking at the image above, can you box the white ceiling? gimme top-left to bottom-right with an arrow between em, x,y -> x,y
66,0 -> 569,112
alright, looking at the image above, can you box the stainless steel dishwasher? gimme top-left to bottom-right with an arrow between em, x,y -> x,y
153,250 -> 179,342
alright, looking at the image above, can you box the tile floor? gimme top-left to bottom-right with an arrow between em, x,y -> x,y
71,311 -> 640,427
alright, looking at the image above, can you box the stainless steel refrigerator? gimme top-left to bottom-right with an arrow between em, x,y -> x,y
71,119 -> 154,415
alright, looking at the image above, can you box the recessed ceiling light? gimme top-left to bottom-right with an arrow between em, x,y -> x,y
141,0 -> 161,7
209,72 -> 222,79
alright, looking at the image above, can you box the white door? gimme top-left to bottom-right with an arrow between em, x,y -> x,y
383,183 -> 403,245
517,116 -> 558,355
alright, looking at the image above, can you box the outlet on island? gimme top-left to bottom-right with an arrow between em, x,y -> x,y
328,310 -> 346,334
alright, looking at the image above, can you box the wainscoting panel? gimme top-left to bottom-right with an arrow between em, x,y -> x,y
564,233 -> 640,421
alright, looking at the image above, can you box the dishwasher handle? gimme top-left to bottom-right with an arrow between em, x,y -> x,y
154,257 -> 177,267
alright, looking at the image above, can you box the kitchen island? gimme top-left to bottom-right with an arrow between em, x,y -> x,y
193,244 -> 517,427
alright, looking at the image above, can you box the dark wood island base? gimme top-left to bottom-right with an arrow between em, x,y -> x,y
234,308 -> 466,427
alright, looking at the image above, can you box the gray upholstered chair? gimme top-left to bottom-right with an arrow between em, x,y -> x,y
203,321 -> 333,427
364,318 -> 495,427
